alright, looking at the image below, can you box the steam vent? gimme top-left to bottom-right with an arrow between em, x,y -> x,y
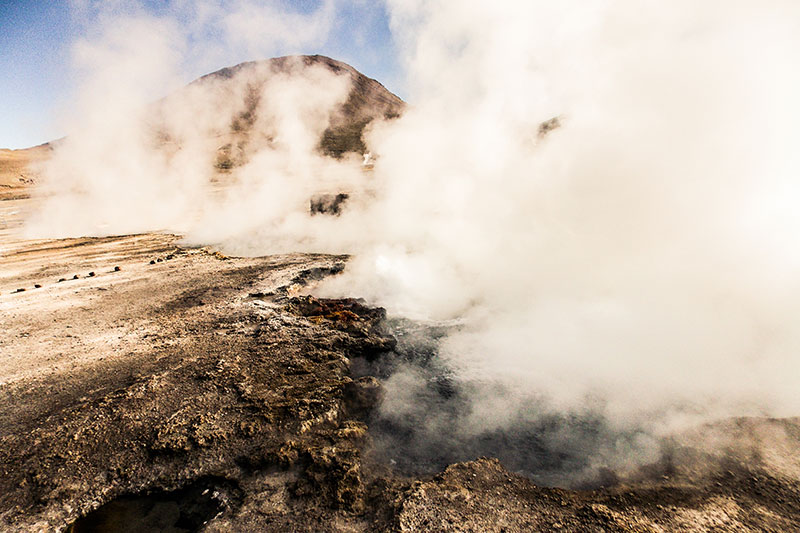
3,29 -> 800,533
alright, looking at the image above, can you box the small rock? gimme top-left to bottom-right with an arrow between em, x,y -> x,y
73,275 -> 79,280
88,272 -> 95,277
58,278 -> 66,282
34,284 -> 42,288
114,266 -> 121,272
310,193 -> 349,216
538,116 -> 562,138
149,260 -> 156,265
13,288 -> 25,293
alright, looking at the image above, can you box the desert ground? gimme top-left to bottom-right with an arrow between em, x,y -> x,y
0,145 -> 51,201
1,147 -> 800,532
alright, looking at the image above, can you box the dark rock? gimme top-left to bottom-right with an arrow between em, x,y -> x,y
343,376 -> 383,419
538,116 -> 562,138
289,295 -> 385,322
310,193 -> 349,216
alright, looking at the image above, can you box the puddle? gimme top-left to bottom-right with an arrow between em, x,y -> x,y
66,478 -> 239,533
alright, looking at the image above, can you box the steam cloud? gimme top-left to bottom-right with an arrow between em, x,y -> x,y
25,0 -> 800,483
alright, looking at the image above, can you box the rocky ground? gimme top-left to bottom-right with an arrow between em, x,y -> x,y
1,198 -> 800,532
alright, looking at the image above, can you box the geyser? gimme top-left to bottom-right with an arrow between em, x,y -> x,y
24,0 -> 800,482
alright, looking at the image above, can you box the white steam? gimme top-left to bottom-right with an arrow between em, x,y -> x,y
28,1 -> 362,239
25,0 -> 800,478
330,0 -> 800,425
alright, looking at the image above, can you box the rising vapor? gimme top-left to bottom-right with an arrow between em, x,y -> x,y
25,0 -> 800,483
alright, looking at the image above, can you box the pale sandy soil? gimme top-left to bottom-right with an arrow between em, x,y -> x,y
0,145 -> 50,200
1,232 -> 192,386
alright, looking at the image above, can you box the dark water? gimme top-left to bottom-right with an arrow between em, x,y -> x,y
66,478 -> 238,533
358,317 -> 654,488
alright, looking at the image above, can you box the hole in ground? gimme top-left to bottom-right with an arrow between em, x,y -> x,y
66,477 -> 241,533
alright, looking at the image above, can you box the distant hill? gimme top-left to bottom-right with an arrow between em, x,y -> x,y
0,144 -> 52,200
0,55 -> 405,199
195,55 -> 404,162
160,54 -> 405,171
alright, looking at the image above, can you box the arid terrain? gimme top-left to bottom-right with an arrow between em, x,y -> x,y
2,57 -> 800,532
0,144 -> 51,201
3,184 -> 800,533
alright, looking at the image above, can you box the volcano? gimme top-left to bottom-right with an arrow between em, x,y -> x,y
151,54 -> 404,174
192,55 -> 404,161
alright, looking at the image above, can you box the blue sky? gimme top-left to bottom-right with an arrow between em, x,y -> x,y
0,1 -> 402,149
0,2 -> 73,148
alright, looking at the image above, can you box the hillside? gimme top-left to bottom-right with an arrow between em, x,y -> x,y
0,55 -> 404,200
0,144 -> 52,200
195,55 -> 404,161
158,54 -> 404,172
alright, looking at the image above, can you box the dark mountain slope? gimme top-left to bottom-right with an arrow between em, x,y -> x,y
188,55 -> 405,165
